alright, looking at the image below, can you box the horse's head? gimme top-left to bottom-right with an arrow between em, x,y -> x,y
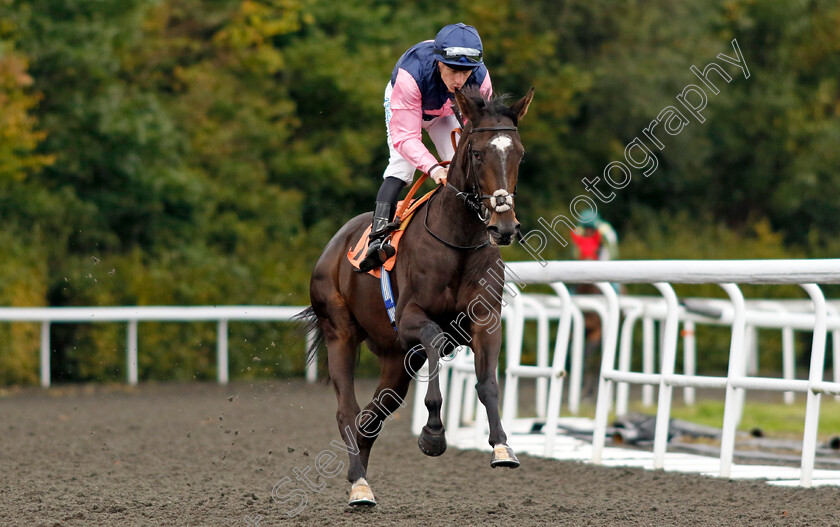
453,86 -> 534,246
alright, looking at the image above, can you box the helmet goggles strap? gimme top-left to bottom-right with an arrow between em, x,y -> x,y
434,46 -> 483,64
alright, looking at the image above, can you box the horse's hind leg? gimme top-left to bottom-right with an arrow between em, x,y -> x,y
357,353 -> 413,469
312,300 -> 369,499
347,352 -> 413,505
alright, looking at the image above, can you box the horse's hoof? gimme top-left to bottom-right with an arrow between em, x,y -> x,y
348,477 -> 376,507
490,444 -> 520,468
418,426 -> 447,457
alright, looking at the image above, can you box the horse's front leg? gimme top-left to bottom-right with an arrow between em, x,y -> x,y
472,321 -> 520,468
399,302 -> 448,456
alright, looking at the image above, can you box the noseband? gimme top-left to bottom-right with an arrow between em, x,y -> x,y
447,125 -> 519,224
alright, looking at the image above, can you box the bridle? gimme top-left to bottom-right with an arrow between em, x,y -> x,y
446,124 -> 519,224
424,123 -> 520,251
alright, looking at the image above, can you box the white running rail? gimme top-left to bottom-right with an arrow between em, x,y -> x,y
501,259 -> 840,487
0,306 -> 312,387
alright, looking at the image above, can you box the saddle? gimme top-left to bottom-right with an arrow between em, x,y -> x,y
347,186 -> 438,278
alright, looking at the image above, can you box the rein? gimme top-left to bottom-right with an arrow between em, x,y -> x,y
423,189 -> 490,251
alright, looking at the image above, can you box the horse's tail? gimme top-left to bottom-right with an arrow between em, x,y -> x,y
294,306 -> 328,382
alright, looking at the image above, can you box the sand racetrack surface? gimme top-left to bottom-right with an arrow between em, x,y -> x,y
2,379 -> 838,527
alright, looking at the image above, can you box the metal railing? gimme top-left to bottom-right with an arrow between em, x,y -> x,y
499,259 -> 840,487
0,306 -> 312,387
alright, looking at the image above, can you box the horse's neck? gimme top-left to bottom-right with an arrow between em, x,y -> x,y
448,145 -> 469,189
426,168 -> 487,247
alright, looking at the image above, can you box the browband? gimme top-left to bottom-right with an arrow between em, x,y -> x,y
468,126 -> 518,134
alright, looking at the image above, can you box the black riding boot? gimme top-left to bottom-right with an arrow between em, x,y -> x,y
358,177 -> 406,272
359,201 -> 395,272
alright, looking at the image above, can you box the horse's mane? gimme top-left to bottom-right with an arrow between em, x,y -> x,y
457,85 -> 518,123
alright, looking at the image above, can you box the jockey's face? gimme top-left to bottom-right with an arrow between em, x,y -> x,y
438,62 -> 474,93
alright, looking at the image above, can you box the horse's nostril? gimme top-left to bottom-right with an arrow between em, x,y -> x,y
487,225 -> 499,234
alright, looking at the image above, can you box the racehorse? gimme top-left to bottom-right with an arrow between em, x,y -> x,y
300,85 -> 534,506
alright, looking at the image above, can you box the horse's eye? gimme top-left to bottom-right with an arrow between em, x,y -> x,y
472,150 -> 482,161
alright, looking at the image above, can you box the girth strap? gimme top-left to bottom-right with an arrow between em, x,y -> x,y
380,268 -> 397,331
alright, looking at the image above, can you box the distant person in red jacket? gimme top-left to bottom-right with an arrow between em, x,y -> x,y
571,209 -> 619,262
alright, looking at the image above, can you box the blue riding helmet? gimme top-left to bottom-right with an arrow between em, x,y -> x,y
433,23 -> 484,68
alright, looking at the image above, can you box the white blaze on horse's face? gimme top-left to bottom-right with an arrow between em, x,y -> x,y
489,135 -> 514,170
488,134 -> 515,212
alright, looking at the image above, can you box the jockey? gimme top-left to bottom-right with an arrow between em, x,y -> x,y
358,23 -> 493,272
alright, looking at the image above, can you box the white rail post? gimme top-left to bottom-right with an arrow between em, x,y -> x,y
642,316 -> 656,407
652,282 -> 680,469
543,282 -> 574,456
615,304 -> 643,417
437,356 -> 451,423
826,304 -> 840,402
567,305 -> 585,415
591,282 -> 620,464
835,328 -> 840,402
800,283 -> 827,487
217,319 -> 229,385
445,351 -> 466,432
501,283 -> 525,430
745,325 -> 759,375
127,319 -> 138,385
531,298 -> 550,419
719,283 -> 747,478
683,320 -> 696,405
758,301 -> 797,404
461,349 -> 477,424
40,321 -> 51,388
782,326 -> 796,404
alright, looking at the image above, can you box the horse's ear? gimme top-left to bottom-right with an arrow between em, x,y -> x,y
454,89 -> 481,124
510,86 -> 535,122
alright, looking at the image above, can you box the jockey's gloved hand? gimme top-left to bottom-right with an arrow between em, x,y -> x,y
430,165 -> 448,186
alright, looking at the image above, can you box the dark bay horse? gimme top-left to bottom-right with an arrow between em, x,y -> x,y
301,86 -> 534,506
